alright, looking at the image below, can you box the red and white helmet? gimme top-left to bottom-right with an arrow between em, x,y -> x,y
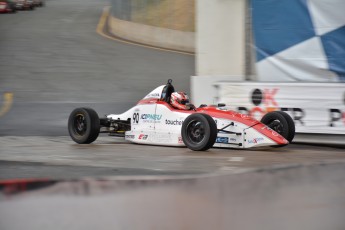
170,92 -> 190,110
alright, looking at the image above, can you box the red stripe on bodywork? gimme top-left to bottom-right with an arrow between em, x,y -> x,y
252,123 -> 289,145
136,100 -> 288,145
196,107 -> 259,127
200,108 -> 287,144
138,99 -> 195,114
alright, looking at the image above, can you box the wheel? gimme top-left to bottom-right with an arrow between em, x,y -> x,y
68,108 -> 100,144
181,113 -> 217,151
261,111 -> 295,143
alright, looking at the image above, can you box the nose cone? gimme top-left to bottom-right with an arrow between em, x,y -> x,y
252,123 -> 289,146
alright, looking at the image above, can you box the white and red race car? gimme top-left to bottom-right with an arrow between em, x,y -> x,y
68,80 -> 295,151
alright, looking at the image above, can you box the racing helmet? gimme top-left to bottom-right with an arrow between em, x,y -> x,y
170,92 -> 190,110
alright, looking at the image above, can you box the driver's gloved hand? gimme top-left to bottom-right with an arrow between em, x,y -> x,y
186,103 -> 196,110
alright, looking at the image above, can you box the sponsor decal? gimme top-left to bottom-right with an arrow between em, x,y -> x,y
145,93 -> 160,98
125,135 -> 135,139
133,113 -> 162,124
247,137 -> 265,144
141,114 -> 161,120
216,137 -> 229,143
138,134 -> 148,140
261,126 -> 279,136
133,112 -> 139,124
178,136 -> 183,144
241,114 -> 250,119
141,114 -> 162,121
165,119 -> 184,126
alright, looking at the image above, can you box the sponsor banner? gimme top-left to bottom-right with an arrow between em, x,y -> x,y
216,82 -> 345,134
251,0 -> 345,82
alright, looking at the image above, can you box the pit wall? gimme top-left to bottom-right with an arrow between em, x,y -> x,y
108,16 -> 195,53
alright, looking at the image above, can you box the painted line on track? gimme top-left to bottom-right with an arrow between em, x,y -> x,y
0,92 -> 13,117
96,6 -> 194,56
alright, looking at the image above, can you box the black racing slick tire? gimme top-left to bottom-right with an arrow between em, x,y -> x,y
261,111 -> 295,143
68,108 -> 100,144
182,113 -> 217,151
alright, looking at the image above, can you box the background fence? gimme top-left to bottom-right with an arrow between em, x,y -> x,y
110,0 -> 195,32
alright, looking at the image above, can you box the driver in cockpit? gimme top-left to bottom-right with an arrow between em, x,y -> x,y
170,92 -> 195,110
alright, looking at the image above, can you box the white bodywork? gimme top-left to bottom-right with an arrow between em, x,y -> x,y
107,85 -> 280,149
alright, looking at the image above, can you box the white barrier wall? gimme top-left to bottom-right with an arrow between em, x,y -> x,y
215,82 -> 345,134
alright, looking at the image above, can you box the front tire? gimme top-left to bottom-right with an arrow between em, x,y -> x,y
261,111 -> 295,143
68,108 -> 100,144
181,113 -> 217,151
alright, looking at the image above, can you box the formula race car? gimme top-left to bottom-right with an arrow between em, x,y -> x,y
68,80 -> 295,151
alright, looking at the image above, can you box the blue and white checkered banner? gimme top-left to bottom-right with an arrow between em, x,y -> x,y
251,0 -> 345,82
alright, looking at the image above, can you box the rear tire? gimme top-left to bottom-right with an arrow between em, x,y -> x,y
182,113 -> 217,151
261,111 -> 295,143
68,108 -> 100,144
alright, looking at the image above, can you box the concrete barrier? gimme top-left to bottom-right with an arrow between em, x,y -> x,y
108,15 -> 195,53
